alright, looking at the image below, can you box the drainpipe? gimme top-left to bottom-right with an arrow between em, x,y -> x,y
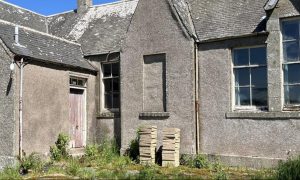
19,57 -> 24,159
194,43 -> 200,154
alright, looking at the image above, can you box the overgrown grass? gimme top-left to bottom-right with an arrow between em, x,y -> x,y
277,155 -> 300,180
0,134 -> 284,179
0,166 -> 21,180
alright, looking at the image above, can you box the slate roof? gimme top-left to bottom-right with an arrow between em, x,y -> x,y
0,1 -> 47,33
0,20 -> 95,71
187,0 -> 268,42
169,0 -> 197,40
47,0 -> 138,56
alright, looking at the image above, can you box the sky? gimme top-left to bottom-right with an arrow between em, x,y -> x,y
5,0 -> 118,16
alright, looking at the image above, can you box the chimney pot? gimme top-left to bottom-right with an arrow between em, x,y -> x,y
77,0 -> 92,14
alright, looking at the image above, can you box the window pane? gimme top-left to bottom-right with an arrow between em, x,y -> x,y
283,41 -> 299,62
235,87 -> 250,106
103,64 -> 111,77
113,93 -> 120,108
285,85 -> 300,105
282,20 -> 299,41
112,63 -> 119,77
234,49 -> 249,66
234,68 -> 250,86
103,79 -> 112,93
252,88 -> 268,106
252,67 -> 267,88
284,64 -> 300,84
113,78 -> 119,92
250,47 -> 267,65
105,94 -> 113,109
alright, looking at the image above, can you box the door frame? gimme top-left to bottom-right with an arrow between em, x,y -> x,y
69,79 -> 87,148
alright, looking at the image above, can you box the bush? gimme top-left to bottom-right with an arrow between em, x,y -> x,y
125,129 -> 140,163
85,144 -> 100,158
19,152 -> 44,174
50,133 -> 70,161
180,154 -> 209,169
277,155 -> 300,180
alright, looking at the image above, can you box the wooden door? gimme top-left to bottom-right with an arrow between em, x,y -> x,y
69,88 -> 84,148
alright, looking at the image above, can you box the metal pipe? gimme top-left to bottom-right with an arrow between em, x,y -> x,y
19,58 -> 23,159
194,43 -> 200,154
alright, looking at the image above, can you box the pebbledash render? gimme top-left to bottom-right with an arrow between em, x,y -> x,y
0,0 -> 299,169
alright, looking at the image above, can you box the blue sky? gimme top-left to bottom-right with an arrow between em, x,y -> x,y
5,0 -> 118,16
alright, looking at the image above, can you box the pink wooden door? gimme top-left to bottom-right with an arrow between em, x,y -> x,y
69,89 -> 84,148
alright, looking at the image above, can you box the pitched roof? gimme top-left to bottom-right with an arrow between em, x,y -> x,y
0,20 -> 95,71
187,0 -> 268,42
0,1 -> 47,33
169,0 -> 197,40
47,0 -> 138,56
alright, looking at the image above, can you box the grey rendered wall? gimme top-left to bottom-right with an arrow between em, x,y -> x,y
198,34 -> 300,168
13,62 -> 97,156
120,0 -> 196,154
0,43 -> 15,169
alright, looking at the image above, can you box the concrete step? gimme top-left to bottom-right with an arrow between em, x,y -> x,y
69,148 -> 85,157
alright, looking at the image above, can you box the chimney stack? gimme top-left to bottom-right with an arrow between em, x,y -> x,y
77,0 -> 92,14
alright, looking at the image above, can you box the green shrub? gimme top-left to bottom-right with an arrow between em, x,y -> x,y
19,152 -> 44,174
277,156 -> 300,180
85,144 -> 100,158
180,154 -> 209,169
50,133 -> 70,161
125,129 -> 140,163
0,166 -> 21,180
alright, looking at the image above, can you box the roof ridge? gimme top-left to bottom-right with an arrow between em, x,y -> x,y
0,19 -> 81,46
47,0 -> 138,18
92,0 -> 138,8
0,0 -> 46,17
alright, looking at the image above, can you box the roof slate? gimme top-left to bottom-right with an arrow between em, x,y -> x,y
47,0 -> 138,56
0,21 -> 95,71
187,0 -> 268,42
0,1 -> 47,33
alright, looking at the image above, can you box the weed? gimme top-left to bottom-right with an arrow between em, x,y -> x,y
18,152 -> 44,174
50,133 -> 70,161
66,158 -> 81,176
125,129 -> 140,163
0,166 -> 21,180
180,154 -> 209,169
85,144 -> 100,158
277,155 -> 300,180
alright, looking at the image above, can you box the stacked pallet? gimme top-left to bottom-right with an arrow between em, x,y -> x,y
162,128 -> 180,167
139,126 -> 157,164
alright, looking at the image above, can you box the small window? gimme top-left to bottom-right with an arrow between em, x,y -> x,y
70,77 -> 86,87
102,62 -> 120,110
282,19 -> 300,105
233,47 -> 268,110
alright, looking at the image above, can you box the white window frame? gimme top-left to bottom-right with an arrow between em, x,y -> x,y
281,17 -> 300,108
231,45 -> 268,111
100,61 -> 120,112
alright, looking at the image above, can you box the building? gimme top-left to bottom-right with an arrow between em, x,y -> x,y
0,0 -> 299,169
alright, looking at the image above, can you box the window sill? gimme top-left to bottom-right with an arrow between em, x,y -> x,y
97,112 -> 120,119
139,112 -> 170,120
226,111 -> 300,120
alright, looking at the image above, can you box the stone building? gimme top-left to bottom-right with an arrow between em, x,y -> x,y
0,0 -> 299,169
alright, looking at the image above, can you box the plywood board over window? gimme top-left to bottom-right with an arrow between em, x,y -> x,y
143,54 -> 166,112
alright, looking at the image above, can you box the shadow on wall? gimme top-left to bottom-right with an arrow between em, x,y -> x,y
291,0 -> 300,13
6,74 -> 12,96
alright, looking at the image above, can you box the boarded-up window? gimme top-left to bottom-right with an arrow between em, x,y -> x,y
143,54 -> 166,112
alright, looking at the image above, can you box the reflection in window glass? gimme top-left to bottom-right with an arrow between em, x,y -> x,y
282,19 -> 300,105
233,47 -> 267,108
